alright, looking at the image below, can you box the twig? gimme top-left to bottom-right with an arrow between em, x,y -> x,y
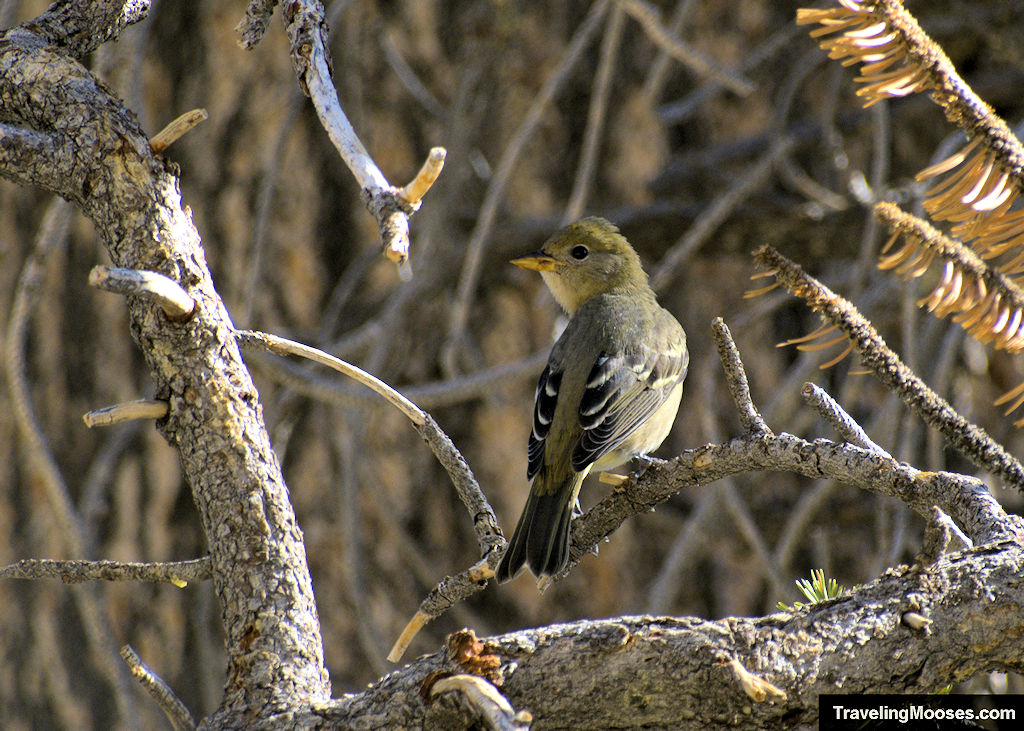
274,0 -> 444,267
88,266 -> 195,320
725,657 -> 786,703
388,559 -> 493,663
237,330 -> 503,555
238,329 -> 424,423
120,645 -> 196,731
428,675 -> 527,731
618,0 -> 755,96
1,557 -> 212,586
83,399 -> 169,428
712,318 -> 771,435
801,382 -> 889,456
649,135 -> 796,292
149,108 -> 208,153
755,244 -> 1024,492
563,4 -> 626,224
444,0 -> 611,373
400,147 -> 448,207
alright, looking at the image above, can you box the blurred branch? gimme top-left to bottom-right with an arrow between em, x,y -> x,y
618,0 -> 755,96
444,0 -> 611,373
249,345 -> 548,411
563,5 -> 626,224
2,198 -> 139,723
649,135 -> 795,292
1,557 -> 212,586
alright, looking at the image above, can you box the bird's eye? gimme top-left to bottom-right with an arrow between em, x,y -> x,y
571,245 -> 589,260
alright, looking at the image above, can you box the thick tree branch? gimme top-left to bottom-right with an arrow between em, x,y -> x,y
274,541 -> 1024,729
30,0 -> 150,58
1,12 -> 331,726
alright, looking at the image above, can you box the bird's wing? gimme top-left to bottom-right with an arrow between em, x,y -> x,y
527,364 -> 561,481
570,338 -> 688,471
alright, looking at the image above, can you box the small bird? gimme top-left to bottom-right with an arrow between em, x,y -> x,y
495,217 -> 688,584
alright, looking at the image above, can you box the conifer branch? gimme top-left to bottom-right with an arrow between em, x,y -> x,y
754,244 -> 1024,491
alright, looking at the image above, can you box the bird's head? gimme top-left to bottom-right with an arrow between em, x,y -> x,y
510,217 -> 649,313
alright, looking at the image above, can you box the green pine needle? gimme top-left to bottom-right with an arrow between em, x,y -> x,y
778,569 -> 845,611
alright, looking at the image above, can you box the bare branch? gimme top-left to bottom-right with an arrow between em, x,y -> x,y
31,0 -> 151,58
237,330 -> 503,557
236,0 -> 279,49
712,317 -> 771,435
312,543 -> 1024,728
273,0 -> 443,266
400,147 -> 447,207
801,382 -> 889,456
149,108 -> 208,153
88,266 -> 195,320
120,645 -> 196,731
1,557 -> 212,586
428,675 -> 528,731
83,399 -> 169,428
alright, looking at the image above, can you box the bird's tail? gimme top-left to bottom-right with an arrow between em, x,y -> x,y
495,476 -> 582,583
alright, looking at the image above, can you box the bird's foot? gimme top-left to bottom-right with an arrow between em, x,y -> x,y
631,453 -> 664,478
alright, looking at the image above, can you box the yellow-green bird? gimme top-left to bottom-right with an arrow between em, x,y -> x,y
495,217 -> 688,583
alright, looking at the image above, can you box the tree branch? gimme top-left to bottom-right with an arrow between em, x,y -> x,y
0,557 -> 212,586
756,244 -> 1024,492
1,12 -> 332,725
266,0 -> 443,267
280,541 -> 1024,729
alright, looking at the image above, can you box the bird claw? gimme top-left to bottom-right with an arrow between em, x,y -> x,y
631,453 -> 663,478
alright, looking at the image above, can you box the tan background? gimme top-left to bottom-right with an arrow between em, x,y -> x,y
1,0 -> 1023,727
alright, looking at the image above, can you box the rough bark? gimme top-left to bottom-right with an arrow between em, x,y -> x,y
1,5 -> 330,726
298,540 -> 1024,729
3,2 -> 1024,729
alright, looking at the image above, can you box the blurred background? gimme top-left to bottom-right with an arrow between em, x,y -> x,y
2,0 -> 1024,727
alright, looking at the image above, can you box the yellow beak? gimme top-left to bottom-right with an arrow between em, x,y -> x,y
510,250 -> 558,272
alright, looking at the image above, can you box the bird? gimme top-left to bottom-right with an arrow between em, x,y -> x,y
494,217 -> 688,585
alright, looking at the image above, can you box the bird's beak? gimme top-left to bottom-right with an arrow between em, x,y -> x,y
510,250 -> 558,272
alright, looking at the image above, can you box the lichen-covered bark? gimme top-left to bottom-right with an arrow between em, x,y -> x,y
0,9 -> 330,726
311,540 -> 1024,730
